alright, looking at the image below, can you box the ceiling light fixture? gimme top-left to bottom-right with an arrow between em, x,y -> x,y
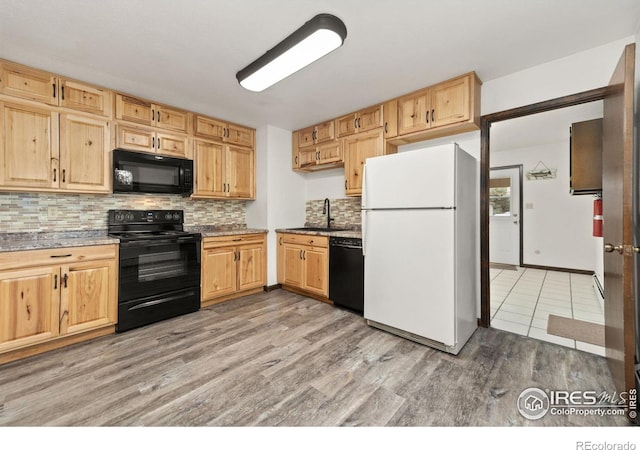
236,13 -> 347,92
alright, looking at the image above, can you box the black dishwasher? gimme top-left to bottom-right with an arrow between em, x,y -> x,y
329,236 -> 364,314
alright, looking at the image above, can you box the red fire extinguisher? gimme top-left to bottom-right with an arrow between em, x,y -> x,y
593,198 -> 603,237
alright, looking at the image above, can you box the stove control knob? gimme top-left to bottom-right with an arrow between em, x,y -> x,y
126,213 -> 134,221
115,214 -> 122,221
173,213 -> 180,221
165,213 -> 172,220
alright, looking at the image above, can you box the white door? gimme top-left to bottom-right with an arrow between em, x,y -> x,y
489,167 -> 521,266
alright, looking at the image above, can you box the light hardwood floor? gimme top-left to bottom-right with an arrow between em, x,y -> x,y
0,289 -> 628,426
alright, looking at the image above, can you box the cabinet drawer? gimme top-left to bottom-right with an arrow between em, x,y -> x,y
203,233 -> 266,249
281,234 -> 328,248
0,244 -> 117,271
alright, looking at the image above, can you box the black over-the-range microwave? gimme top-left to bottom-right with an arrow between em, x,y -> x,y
112,149 -> 194,196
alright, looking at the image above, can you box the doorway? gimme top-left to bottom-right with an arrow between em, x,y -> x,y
489,166 -> 522,267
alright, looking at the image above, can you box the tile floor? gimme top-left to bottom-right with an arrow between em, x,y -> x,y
490,266 -> 605,356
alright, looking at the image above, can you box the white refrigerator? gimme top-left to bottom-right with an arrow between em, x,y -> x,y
362,142 -> 478,355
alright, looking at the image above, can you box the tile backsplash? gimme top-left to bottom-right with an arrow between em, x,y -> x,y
0,193 -> 246,233
305,197 -> 361,229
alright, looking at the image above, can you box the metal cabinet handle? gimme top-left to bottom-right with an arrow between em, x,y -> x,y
295,156 -> 298,165
152,110 -> 155,121
299,250 -> 303,260
53,168 -> 57,182
62,169 -> 66,183
426,111 -> 429,123
384,122 -> 388,134
152,137 -> 155,149
50,254 -> 72,258
279,237 -> 283,245
52,83 -> 56,98
357,117 -> 361,128
345,179 -> 348,190
431,109 -> 435,122
303,250 -> 306,260
61,86 -> 65,100
62,273 -> 68,288
157,138 -> 161,149
157,111 -> 161,123
54,274 -> 58,289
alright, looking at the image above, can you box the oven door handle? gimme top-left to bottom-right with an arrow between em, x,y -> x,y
120,237 -> 200,247
129,291 -> 197,310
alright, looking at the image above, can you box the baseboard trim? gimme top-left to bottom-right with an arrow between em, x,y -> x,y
520,264 -> 593,275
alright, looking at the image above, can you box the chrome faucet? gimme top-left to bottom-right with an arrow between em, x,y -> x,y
323,198 -> 334,229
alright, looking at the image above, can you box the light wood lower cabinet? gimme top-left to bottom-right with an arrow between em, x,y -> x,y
277,233 -> 329,300
0,244 -> 118,363
201,233 -> 266,307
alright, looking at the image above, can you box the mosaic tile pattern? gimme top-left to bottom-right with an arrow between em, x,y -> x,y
0,193 -> 247,233
305,197 -> 361,229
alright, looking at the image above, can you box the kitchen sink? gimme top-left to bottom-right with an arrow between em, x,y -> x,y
287,227 -> 350,232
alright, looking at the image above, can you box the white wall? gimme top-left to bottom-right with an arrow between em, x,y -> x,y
246,125 -> 306,286
304,168 -> 346,201
491,142 -> 595,271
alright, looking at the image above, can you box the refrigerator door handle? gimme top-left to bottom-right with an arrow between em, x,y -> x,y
362,209 -> 368,257
362,163 -> 368,209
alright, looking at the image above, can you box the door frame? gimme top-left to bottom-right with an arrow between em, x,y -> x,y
479,86 -> 610,327
489,164 -> 524,267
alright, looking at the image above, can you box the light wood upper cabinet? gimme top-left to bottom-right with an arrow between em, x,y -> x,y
201,234 -> 267,307
0,60 -> 113,116
298,121 -> 334,148
396,72 -> 481,141
58,79 -> 112,117
383,100 -> 398,138
0,244 -> 117,358
59,114 -> 110,193
0,61 -> 57,105
336,104 -> 383,138
193,139 -> 254,199
115,94 -> 189,133
194,115 -> 255,148
116,123 -> 189,158
0,101 -> 59,189
226,144 -> 254,198
344,129 -> 396,196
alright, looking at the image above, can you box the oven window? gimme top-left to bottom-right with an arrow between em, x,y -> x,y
138,250 -> 186,282
121,161 -> 180,187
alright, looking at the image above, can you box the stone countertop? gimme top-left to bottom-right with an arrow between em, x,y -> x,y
187,225 -> 268,238
276,228 -> 362,239
0,230 -> 119,252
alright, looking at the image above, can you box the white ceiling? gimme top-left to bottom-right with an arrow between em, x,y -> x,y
1,0 -> 638,131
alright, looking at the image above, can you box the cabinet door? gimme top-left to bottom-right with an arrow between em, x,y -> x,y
156,131 -> 189,158
317,140 -> 343,165
0,266 -> 60,353
0,102 -> 59,189
357,105 -> 383,133
383,100 -> 398,138
115,94 -> 153,126
398,90 -> 429,135
336,114 -> 358,138
60,259 -> 116,335
194,116 -> 226,141
154,104 -> 189,133
226,124 -> 254,148
202,247 -> 237,299
59,114 -> 110,193
298,126 -> 316,148
227,145 -> 254,199
0,61 -> 57,105
344,129 -> 384,196
283,244 -> 304,288
291,131 -> 300,170
298,147 -> 318,169
276,234 -> 285,284
193,139 -> 226,197
314,121 -> 334,144
302,247 -> 328,296
238,243 -> 266,291
59,79 -> 112,116
430,75 -> 470,128
116,124 -> 155,153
